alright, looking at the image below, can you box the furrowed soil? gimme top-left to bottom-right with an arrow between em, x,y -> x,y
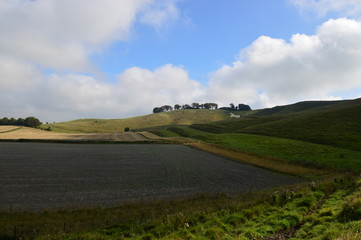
0,126 -> 147,141
0,143 -> 302,211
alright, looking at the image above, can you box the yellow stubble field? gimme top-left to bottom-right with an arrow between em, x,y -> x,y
0,126 -> 148,141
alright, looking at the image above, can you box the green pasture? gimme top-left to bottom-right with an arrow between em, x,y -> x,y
151,126 -> 361,172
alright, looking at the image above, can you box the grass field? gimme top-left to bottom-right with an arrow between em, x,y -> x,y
149,125 -> 361,173
0,126 -> 22,133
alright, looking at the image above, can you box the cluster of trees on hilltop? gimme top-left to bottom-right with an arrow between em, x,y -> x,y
0,117 -> 42,128
219,103 -> 252,111
153,102 -> 251,113
153,103 -> 219,113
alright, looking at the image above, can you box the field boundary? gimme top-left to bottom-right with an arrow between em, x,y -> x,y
0,126 -> 22,134
185,141 -> 326,178
0,138 -> 164,144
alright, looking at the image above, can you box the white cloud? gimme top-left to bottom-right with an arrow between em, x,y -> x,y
0,0 -> 187,121
116,64 -> 205,114
0,63 -> 204,122
139,0 -> 180,30
208,18 -> 361,109
0,0 -> 179,72
290,0 -> 361,17
0,56 -> 42,91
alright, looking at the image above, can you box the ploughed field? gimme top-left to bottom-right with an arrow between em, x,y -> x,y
0,143 -> 302,210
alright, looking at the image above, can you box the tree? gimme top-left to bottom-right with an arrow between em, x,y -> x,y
210,103 -> 218,109
174,104 -> 181,110
153,107 -> 163,113
162,105 -> 173,112
230,103 -> 235,110
9,118 -> 17,125
238,104 -> 252,111
182,104 -> 192,109
16,118 -> 25,126
192,103 -> 200,109
203,103 -> 211,109
0,117 -> 9,125
24,117 -> 42,128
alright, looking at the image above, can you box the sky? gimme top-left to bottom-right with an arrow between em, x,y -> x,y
1,0 -> 361,122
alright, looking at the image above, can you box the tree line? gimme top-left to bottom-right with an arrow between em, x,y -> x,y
153,103 -> 219,113
153,102 -> 251,113
0,117 -> 42,128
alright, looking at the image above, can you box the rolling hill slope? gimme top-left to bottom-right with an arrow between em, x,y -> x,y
46,109 -> 230,133
190,98 -> 361,151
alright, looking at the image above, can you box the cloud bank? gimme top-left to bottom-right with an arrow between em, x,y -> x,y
0,62 -> 205,121
208,18 -> 361,108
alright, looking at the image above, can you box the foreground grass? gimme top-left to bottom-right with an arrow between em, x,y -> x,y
1,176 -> 360,240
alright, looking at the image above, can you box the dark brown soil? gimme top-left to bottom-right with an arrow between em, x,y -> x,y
0,142 -> 302,211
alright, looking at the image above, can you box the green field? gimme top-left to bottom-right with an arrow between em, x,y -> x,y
2,98 -> 361,240
150,126 -> 361,172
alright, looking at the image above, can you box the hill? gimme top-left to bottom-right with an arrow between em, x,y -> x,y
143,98 -> 361,172
189,98 -> 361,151
46,109 -> 230,133
47,98 -> 361,151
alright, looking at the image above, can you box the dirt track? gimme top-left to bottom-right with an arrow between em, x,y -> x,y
0,126 -> 148,141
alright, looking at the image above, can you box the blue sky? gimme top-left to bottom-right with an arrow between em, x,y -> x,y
95,0 -> 312,83
1,0 -> 361,122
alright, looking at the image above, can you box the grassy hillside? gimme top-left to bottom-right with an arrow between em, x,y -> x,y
189,98 -> 361,151
45,109 -> 230,133
252,99 -> 349,116
143,98 -> 361,173
148,125 -> 361,173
